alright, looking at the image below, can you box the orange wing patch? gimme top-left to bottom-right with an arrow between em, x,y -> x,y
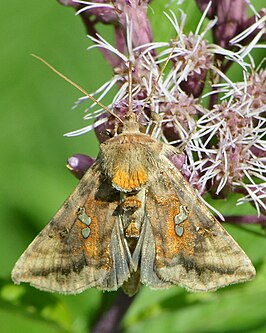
112,167 -> 148,191
150,196 -> 197,266
75,200 -> 114,271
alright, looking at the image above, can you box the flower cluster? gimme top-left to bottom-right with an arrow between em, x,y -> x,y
59,0 -> 266,222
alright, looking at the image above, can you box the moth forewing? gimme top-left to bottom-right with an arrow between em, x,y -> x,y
11,164 -> 128,294
148,150 -> 256,291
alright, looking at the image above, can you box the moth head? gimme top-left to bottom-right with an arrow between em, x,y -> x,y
121,113 -> 140,134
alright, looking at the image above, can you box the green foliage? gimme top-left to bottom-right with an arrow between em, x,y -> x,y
1,1 -> 265,332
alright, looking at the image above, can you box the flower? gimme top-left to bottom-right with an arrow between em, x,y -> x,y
60,0 -> 266,216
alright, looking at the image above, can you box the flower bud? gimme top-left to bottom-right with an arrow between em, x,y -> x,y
67,154 -> 95,179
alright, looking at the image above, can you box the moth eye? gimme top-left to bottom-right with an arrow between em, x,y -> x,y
104,129 -> 114,138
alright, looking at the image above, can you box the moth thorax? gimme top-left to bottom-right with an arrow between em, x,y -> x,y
120,196 -> 142,211
125,219 -> 140,238
120,194 -> 142,240
121,115 -> 140,134
125,227 -> 140,261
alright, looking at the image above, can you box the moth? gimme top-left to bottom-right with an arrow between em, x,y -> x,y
12,60 -> 255,296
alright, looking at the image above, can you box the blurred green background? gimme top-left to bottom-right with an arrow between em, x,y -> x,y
1,1 -> 266,332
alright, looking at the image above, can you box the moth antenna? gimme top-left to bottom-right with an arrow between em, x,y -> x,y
110,0 -> 123,14
127,60 -> 133,117
31,54 -> 123,124
141,40 -> 177,116
178,123 -> 198,153
134,39 -> 184,139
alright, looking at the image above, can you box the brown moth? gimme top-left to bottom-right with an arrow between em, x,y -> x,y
12,59 -> 255,296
